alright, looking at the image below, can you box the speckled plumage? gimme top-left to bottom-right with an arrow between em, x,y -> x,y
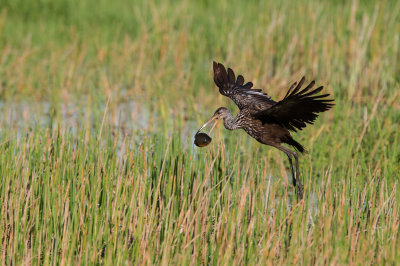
215,108 -> 288,146
209,62 -> 334,200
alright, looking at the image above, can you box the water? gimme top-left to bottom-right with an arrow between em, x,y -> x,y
0,99 -> 149,137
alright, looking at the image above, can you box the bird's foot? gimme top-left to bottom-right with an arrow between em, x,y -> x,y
295,182 -> 304,201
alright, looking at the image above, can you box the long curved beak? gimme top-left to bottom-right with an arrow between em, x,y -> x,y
196,114 -> 218,134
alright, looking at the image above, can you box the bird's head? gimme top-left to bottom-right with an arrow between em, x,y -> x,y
212,107 -> 231,120
197,107 -> 231,133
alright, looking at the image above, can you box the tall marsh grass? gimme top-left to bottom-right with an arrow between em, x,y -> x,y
0,0 -> 399,264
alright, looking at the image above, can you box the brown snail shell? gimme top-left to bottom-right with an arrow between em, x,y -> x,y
194,132 -> 212,147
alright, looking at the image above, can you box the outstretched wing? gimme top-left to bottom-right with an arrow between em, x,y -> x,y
213,61 -> 276,112
253,77 -> 334,132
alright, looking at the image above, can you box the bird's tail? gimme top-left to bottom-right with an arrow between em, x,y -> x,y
282,136 -> 305,153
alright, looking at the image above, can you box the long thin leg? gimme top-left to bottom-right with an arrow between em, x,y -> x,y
272,145 -> 304,200
286,154 -> 296,187
292,152 -> 304,199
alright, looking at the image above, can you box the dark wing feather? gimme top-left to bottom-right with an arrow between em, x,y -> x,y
213,61 -> 275,112
254,77 -> 334,132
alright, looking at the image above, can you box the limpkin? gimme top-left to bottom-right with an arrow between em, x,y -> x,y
196,62 -> 334,199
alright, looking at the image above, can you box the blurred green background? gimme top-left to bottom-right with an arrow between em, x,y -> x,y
0,0 -> 399,264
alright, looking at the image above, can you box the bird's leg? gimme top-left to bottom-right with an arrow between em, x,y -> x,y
293,152 -> 304,200
273,145 -> 304,201
286,154 -> 296,187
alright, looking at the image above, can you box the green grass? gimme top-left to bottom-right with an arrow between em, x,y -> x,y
0,0 -> 400,264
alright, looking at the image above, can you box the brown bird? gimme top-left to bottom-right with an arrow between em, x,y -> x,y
199,62 -> 334,199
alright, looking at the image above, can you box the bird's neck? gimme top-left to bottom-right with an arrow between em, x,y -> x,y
223,112 -> 240,130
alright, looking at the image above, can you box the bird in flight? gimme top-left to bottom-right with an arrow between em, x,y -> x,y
198,62 -> 334,199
